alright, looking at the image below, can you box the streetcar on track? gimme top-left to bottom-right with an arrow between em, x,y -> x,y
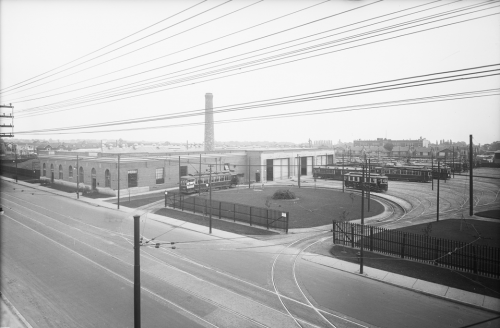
180,172 -> 238,194
344,172 -> 388,192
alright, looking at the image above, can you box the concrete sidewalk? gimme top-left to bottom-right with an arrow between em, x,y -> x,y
301,252 -> 500,313
2,177 -> 499,313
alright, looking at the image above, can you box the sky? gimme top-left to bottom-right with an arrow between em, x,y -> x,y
1,0 -> 499,145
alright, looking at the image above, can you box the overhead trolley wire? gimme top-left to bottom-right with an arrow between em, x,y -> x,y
15,4 -> 500,117
0,0 -> 263,99
14,64 -> 500,131
6,0 -> 368,103
15,88 -> 500,135
8,0 -> 489,106
0,0 -> 208,95
14,67 -> 500,131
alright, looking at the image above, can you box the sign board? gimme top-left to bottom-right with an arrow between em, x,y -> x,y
281,212 -> 286,217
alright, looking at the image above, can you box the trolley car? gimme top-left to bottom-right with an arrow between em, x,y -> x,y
344,172 -> 388,192
374,166 -> 432,182
312,165 -> 362,180
180,172 -> 238,194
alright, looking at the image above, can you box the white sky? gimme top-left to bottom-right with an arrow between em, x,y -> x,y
1,0 -> 499,145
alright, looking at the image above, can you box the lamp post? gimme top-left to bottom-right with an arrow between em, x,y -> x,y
164,191 -> 168,208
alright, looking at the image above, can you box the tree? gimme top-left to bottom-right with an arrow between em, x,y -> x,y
383,142 -> 394,156
488,141 -> 500,151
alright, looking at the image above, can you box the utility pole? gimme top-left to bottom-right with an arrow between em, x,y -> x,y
117,154 -> 120,209
77,155 -> 80,199
178,156 -> 181,192
469,135 -> 473,216
431,151 -> 434,191
437,160 -> 440,222
297,154 -> 301,188
342,151 -> 345,193
248,157 -> 250,189
208,164 -> 213,234
133,215 -> 141,328
452,146 -> 455,178
14,145 -> 18,183
368,158 -> 371,212
199,154 -> 202,196
360,163 -> 365,275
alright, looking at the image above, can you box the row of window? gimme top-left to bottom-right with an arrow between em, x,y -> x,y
346,176 -> 387,183
42,163 -> 166,187
181,174 -> 232,185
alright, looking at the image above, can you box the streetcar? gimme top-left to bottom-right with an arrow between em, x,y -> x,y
344,172 -> 388,192
180,171 -> 238,194
373,166 -> 432,182
312,165 -> 361,180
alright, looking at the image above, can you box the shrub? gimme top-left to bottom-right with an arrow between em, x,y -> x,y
272,189 -> 296,200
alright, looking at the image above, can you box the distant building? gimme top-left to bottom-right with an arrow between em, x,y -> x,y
353,137 -> 429,148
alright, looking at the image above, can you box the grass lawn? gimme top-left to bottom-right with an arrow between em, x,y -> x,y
395,219 -> 500,248
475,209 -> 500,220
311,243 -> 500,299
155,208 -> 279,236
195,186 -> 383,228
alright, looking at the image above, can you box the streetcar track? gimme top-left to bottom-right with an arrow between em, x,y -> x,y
1,191 -> 341,328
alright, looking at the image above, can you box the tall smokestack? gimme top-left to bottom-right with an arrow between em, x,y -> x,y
204,93 -> 214,152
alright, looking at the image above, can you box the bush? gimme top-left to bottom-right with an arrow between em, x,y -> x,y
272,189 -> 296,200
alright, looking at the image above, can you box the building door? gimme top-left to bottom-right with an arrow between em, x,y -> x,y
301,157 -> 307,175
266,159 -> 273,181
256,172 -> 260,182
128,169 -> 138,188
91,168 -> 97,190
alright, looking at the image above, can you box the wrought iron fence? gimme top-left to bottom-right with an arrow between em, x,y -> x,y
166,194 -> 289,233
333,220 -> 500,278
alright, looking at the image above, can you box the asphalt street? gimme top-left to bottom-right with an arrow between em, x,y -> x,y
1,176 -> 499,328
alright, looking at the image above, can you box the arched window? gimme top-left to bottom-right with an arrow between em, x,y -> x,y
79,167 -> 84,183
59,164 -> 63,179
105,169 -> 111,188
50,163 -> 54,173
69,166 -> 73,178
43,163 -> 46,176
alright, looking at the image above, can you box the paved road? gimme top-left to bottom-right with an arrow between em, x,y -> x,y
1,178 -> 499,328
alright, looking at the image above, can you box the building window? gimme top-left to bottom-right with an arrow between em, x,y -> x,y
155,168 -> 164,184
59,165 -> 63,179
128,169 -> 138,188
43,163 -> 46,176
79,167 -> 84,183
105,169 -> 111,188
69,166 -> 73,178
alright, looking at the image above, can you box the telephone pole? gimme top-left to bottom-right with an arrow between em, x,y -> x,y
134,215 -> 141,328
469,135 -> 473,216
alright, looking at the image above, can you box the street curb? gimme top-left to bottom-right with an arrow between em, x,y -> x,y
0,292 -> 34,328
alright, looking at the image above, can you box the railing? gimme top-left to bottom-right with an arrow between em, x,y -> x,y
333,220 -> 500,278
167,194 -> 289,233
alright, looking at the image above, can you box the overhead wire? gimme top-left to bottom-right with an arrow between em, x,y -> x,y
9,0 -> 470,108
16,88 -> 500,135
15,6 -> 500,118
6,0 -> 373,103
8,0 -> 377,105
14,70 -> 500,134
15,63 -> 500,130
0,0 -> 209,95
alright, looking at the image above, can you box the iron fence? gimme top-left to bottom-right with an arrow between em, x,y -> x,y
333,220 -> 500,278
166,194 -> 289,233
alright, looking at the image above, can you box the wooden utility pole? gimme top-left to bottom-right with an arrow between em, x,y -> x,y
77,155 -> 80,199
437,160 -> 440,222
208,164 -> 213,234
14,145 -> 18,183
297,154 -> 301,188
431,151 -> 434,191
360,163 -> 365,274
117,155 -> 120,209
199,154 -> 202,196
469,135 -> 473,216
342,151 -> 345,193
133,215 -> 141,328
368,158 -> 371,212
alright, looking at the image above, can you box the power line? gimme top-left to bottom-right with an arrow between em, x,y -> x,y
14,68 -> 500,132
0,0 -> 208,94
15,88 -> 499,135
8,0 -> 463,106
15,7 -> 500,117
5,0 -> 368,103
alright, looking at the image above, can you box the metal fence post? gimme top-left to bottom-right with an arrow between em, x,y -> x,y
401,233 -> 406,259
473,245 -> 478,274
219,202 -> 222,219
370,226 -> 373,251
333,220 -> 336,244
351,225 -> 355,248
